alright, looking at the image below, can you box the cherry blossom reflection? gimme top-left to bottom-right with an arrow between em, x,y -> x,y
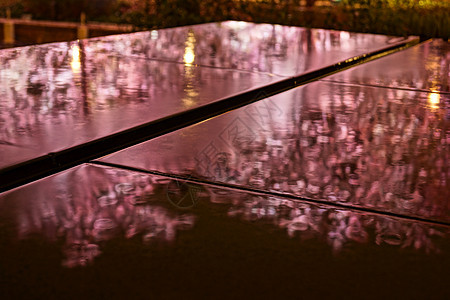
85,21 -> 412,77
10,165 -> 195,268
220,188 -> 448,254
327,39 -> 449,93
101,81 -> 449,222
0,21 -> 413,171
2,164 -> 448,269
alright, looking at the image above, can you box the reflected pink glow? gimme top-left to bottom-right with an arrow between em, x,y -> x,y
85,21 -> 412,77
11,166 -> 195,267
327,39 -> 449,93
0,21 -> 412,169
2,165 -> 447,268
101,81 -> 450,223
224,190 -> 445,254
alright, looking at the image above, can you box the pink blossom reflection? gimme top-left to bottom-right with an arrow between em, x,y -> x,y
10,165 -> 195,268
3,164 -> 448,268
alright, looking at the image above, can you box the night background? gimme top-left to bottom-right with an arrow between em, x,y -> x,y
1,0 -> 449,39
0,1 -> 449,299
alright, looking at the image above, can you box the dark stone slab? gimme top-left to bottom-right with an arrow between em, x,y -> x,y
88,21 -> 416,77
0,164 -> 448,298
99,81 -> 450,223
0,40 -> 277,170
325,39 -> 450,93
0,22 -> 417,191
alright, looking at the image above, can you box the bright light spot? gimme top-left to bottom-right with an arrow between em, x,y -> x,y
151,30 -> 158,40
182,31 -> 198,107
340,32 -> 350,40
70,44 -> 81,73
227,21 -> 248,30
183,50 -> 195,65
183,31 -> 196,66
428,90 -> 440,109
71,44 -> 80,61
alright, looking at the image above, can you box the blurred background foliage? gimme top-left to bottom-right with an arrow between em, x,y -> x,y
1,0 -> 449,39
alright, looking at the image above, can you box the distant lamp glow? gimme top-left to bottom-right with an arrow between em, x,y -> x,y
227,21 -> 248,30
71,44 -> 81,73
183,31 -> 196,66
183,50 -> 195,65
428,90 -> 440,109
151,30 -> 158,40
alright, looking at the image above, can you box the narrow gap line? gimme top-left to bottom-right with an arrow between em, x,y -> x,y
0,37 -> 420,193
91,161 -> 450,228
321,79 -> 450,95
110,54 -> 285,78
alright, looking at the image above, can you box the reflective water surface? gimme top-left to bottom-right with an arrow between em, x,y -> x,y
326,39 -> 450,93
86,21 -> 415,76
0,164 -> 448,298
0,40 -> 277,169
100,81 -> 450,223
0,21 -> 415,170
0,22 -> 447,298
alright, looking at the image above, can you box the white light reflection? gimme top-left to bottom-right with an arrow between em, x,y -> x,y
151,30 -> 158,40
182,30 -> 198,108
428,90 -> 440,109
226,21 -> 248,30
183,50 -> 195,65
70,43 -> 81,73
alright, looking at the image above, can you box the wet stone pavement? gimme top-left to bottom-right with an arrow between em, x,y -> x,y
1,164 -> 449,299
0,21 -> 449,299
0,21 -> 414,172
325,39 -> 450,93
